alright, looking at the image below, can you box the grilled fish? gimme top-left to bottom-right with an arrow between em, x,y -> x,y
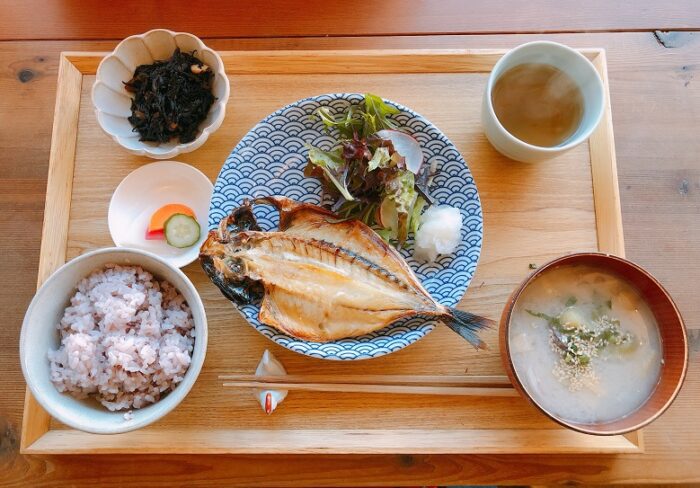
200,196 -> 492,347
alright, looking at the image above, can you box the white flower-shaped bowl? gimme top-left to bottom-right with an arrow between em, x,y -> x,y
92,29 -> 230,159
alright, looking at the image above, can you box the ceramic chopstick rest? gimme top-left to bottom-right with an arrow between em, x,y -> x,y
254,350 -> 288,414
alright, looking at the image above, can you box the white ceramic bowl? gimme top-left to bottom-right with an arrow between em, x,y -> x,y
108,161 -> 213,268
481,41 -> 605,163
20,247 -> 208,434
92,29 -> 230,159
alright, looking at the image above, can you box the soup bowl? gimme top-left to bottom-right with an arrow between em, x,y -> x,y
500,252 -> 687,435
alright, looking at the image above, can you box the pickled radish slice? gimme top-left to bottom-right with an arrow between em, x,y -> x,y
145,228 -> 165,240
375,129 -> 424,174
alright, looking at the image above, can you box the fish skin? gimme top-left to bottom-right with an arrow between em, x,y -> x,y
200,197 -> 492,347
223,230 -> 442,342
255,196 -> 429,297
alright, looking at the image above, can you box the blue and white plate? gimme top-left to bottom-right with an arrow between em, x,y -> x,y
209,93 -> 482,360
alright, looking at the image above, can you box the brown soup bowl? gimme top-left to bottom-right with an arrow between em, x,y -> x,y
500,252 -> 688,435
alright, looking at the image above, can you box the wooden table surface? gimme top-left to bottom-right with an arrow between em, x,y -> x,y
1,2 -> 699,486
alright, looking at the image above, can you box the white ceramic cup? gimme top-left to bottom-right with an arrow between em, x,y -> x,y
481,41 -> 605,163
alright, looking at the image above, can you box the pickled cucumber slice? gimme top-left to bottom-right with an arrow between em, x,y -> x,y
164,214 -> 201,248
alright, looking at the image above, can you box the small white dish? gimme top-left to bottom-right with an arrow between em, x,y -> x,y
481,41 -> 605,163
109,161 -> 213,268
92,29 -> 230,159
20,247 -> 208,434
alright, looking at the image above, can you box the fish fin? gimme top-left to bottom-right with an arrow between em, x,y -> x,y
254,195 -> 336,231
258,285 -> 326,342
443,308 -> 494,350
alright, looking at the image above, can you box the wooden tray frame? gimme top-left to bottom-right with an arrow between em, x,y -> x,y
20,48 -> 638,455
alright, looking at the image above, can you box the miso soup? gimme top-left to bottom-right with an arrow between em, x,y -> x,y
509,264 -> 663,424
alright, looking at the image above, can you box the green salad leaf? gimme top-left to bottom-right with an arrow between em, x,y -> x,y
361,93 -> 399,136
314,106 -> 360,139
409,196 -> 427,234
305,145 -> 354,201
385,171 -> 418,244
367,146 -> 391,171
385,171 -> 417,213
304,93 -> 432,246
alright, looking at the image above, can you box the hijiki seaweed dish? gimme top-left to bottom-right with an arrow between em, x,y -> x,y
124,48 -> 215,143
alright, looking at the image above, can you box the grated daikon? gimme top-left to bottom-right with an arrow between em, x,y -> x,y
414,205 -> 463,261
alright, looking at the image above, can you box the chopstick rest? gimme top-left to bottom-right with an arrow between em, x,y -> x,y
222,362 -> 517,408
254,350 -> 288,414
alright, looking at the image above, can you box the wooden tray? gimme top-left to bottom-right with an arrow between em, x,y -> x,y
21,48 -> 638,454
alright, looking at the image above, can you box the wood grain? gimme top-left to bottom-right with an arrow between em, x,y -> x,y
65,48 -> 603,76
18,54 -> 83,452
589,50 -> 626,256
25,428 -> 636,455
217,374 -> 513,385
2,0 -> 699,40
1,31 -> 700,485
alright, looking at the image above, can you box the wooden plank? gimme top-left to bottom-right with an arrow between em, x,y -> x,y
589,50 -> 625,257
217,374 -> 514,385
35,55 -> 82,283
65,49 -> 600,76
219,49 -> 506,74
2,0 -> 699,41
2,32 -> 700,485
24,428 -> 638,455
18,54 -> 82,452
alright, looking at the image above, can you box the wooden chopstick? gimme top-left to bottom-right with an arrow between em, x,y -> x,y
219,374 -> 511,386
222,381 -> 518,397
220,374 -> 516,397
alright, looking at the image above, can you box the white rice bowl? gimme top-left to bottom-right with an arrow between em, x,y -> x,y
20,247 -> 207,435
48,264 -> 195,411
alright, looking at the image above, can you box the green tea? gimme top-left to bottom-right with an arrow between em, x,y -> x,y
492,63 -> 584,147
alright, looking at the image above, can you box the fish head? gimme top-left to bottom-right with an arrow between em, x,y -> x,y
199,200 -> 263,305
214,199 -> 261,241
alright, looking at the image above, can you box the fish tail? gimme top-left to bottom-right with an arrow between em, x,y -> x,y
442,308 -> 494,350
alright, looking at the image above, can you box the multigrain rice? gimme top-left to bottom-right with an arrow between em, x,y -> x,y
48,264 -> 194,411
